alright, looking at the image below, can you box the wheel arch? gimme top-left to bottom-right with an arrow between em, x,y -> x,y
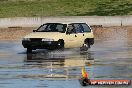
84,38 -> 94,45
57,39 -> 65,49
58,39 -> 65,45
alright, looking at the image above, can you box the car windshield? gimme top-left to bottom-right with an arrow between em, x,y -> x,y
36,23 -> 66,32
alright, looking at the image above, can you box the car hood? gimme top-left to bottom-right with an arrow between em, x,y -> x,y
24,32 -> 61,39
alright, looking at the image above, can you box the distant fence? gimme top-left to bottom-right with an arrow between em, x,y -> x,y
0,16 -> 132,28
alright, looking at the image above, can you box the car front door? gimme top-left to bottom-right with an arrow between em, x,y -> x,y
64,24 -> 79,48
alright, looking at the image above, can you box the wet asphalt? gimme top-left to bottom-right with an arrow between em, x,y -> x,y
0,39 -> 132,88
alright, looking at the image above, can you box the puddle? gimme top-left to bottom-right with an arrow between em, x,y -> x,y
0,27 -> 132,88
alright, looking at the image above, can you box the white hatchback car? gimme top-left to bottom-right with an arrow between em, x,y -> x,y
22,23 -> 94,53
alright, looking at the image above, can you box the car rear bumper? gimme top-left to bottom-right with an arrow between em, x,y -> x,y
22,40 -> 58,49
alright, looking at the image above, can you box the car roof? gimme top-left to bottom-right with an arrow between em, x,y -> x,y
43,23 -> 88,25
44,23 -> 64,24
42,23 -> 91,28
69,23 -> 87,24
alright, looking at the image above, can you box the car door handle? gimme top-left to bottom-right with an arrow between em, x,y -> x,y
75,35 -> 77,37
83,34 -> 84,36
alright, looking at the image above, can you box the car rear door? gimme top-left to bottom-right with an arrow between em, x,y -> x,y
74,23 -> 92,44
72,23 -> 86,47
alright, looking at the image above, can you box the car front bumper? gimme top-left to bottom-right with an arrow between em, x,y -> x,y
22,40 -> 58,49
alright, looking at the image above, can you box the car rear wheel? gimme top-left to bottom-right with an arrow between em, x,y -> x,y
80,38 -> 91,51
84,39 -> 91,48
80,44 -> 88,51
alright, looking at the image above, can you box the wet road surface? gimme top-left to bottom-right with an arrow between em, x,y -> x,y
0,39 -> 132,88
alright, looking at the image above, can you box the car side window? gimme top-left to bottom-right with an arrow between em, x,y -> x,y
66,23 -> 91,34
73,24 -> 84,33
81,24 -> 91,32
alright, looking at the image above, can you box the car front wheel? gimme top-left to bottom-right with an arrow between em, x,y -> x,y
57,40 -> 64,49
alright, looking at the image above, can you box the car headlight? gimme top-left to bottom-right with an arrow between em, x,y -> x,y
42,38 -> 54,41
22,38 -> 30,41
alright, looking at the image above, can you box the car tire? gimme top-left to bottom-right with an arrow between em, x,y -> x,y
80,44 -> 88,51
27,48 -> 32,53
84,39 -> 91,48
57,40 -> 64,49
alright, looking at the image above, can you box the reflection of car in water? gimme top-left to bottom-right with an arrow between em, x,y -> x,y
22,23 -> 94,53
24,51 -> 94,78
25,51 -> 94,68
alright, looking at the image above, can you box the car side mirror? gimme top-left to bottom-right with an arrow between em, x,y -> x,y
33,30 -> 36,32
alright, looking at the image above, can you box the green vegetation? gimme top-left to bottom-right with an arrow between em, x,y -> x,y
0,0 -> 132,17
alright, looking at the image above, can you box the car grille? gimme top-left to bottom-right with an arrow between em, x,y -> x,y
30,38 -> 42,41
